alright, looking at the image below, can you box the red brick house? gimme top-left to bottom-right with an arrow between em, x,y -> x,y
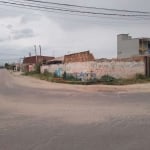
23,56 -> 54,72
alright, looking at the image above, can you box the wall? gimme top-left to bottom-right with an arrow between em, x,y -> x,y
41,58 -> 145,80
41,64 -> 64,77
117,34 -> 139,58
22,64 -> 35,72
23,56 -> 54,64
64,51 -> 94,63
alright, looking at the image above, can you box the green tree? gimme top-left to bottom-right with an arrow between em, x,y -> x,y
5,63 -> 10,69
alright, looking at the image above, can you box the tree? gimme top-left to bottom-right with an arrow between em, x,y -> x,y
5,63 -> 9,69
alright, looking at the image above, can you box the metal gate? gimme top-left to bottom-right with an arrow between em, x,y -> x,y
145,56 -> 150,77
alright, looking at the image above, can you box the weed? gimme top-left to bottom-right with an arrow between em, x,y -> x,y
99,75 -> 117,84
135,73 -> 146,80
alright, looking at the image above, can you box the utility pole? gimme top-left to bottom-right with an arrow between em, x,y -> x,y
39,45 -> 42,56
29,52 -> 31,57
19,57 -> 24,72
39,45 -> 43,64
34,45 -> 37,64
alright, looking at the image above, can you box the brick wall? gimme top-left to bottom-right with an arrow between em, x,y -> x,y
64,51 -> 94,63
23,56 -> 54,64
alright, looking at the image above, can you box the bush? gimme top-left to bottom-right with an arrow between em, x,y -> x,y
66,74 -> 81,81
53,72 -> 58,78
135,74 -> 146,80
43,70 -> 53,77
62,72 -> 77,81
35,63 -> 41,74
63,71 -> 67,80
66,74 -> 77,81
100,75 -> 117,83
23,71 -> 37,76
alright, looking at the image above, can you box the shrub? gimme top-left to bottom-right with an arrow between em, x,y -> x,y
66,74 -> 77,81
43,69 -> 49,75
53,72 -> 59,78
23,71 -> 37,76
62,72 -> 77,81
63,71 -> 67,80
135,73 -> 146,80
100,75 -> 117,83
35,63 -> 41,74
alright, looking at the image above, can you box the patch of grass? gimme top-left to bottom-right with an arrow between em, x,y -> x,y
22,71 -> 36,76
113,76 -> 150,85
98,75 -> 117,85
135,73 -> 147,80
51,78 -> 96,85
22,71 -> 53,81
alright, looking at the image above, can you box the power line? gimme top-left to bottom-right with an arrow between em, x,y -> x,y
0,0 -> 150,26
22,0 -> 150,14
12,0 -> 150,21
0,4 -> 149,27
0,0 -> 150,18
0,2 -> 147,21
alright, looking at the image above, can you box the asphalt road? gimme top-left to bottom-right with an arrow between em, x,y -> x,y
0,69 -> 150,150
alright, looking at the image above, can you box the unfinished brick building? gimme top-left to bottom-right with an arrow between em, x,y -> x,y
23,56 -> 54,72
64,51 -> 95,63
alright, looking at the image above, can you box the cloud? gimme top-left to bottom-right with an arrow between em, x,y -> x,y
0,37 -> 10,42
6,24 -> 13,29
0,0 -> 150,64
12,28 -> 35,40
20,14 -> 40,24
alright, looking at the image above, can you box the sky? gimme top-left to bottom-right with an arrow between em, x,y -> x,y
0,0 -> 150,64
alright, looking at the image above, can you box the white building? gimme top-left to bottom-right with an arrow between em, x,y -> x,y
117,34 -> 150,58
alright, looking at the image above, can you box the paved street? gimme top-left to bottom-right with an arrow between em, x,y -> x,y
0,69 -> 150,150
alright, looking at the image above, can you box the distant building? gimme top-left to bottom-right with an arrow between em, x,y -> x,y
23,56 -> 54,72
117,34 -> 150,58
